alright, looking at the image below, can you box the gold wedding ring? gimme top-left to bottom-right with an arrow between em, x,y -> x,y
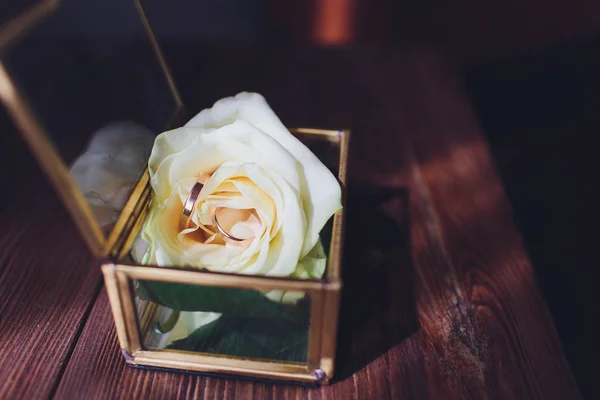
179,181 -> 204,231
213,207 -> 250,242
180,184 -> 255,244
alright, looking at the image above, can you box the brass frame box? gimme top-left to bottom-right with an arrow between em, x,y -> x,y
1,0 -> 347,384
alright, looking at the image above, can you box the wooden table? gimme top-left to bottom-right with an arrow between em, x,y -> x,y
0,47 -> 581,399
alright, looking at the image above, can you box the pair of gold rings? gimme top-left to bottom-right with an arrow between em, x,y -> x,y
179,181 -> 248,242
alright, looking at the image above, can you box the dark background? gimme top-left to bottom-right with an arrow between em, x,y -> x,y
2,0 -> 599,397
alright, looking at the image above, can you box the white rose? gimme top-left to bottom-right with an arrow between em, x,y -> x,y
141,92 -> 342,278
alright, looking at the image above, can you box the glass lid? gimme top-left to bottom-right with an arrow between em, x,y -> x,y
0,0 -> 183,257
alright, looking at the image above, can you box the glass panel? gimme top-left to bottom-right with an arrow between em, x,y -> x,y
1,1 -> 179,235
293,131 -> 341,177
133,280 -> 311,363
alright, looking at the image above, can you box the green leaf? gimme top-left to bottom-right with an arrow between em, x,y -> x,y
136,280 -> 309,322
167,314 -> 309,362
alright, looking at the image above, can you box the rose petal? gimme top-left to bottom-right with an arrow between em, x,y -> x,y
230,177 -> 276,235
185,92 -> 342,257
143,93 -> 340,281
293,239 -> 327,279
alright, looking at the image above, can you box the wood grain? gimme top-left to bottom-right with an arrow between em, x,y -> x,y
360,50 -> 581,399
0,163 -> 100,399
50,47 -> 580,399
0,47 -> 580,399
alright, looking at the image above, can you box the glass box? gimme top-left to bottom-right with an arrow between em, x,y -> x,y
0,0 -> 347,384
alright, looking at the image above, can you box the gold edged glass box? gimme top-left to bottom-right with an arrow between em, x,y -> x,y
0,1 -> 347,384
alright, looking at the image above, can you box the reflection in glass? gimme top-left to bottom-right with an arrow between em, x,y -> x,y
69,122 -> 154,231
1,1 -> 179,234
134,280 -> 310,363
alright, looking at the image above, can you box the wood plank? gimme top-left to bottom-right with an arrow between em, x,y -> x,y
0,158 -> 100,399
55,289 -> 432,400
358,49 -> 580,399
53,47 -> 578,399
